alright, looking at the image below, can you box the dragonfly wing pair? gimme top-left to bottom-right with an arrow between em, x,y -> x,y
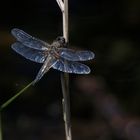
12,42 -> 46,63
11,28 -> 94,77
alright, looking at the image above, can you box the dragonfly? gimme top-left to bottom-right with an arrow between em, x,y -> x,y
11,28 -> 95,84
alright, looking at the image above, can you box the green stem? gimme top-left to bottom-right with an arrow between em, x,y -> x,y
0,113 -> 2,140
0,81 -> 33,111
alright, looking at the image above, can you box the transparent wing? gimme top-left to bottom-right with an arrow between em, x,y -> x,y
52,58 -> 91,74
11,28 -> 50,50
59,48 -> 95,61
11,42 -> 47,63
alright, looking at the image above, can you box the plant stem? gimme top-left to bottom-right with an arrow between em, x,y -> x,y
0,113 -> 2,140
0,81 -> 33,111
61,1 -> 72,139
61,73 -> 71,140
63,0 -> 68,41
0,81 -> 33,140
56,0 -> 72,140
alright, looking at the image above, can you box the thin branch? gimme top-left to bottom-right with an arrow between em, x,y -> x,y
63,0 -> 68,41
0,81 -> 33,140
0,81 -> 33,111
56,0 -> 64,12
56,0 -> 72,140
61,74 -> 71,140
0,113 -> 2,140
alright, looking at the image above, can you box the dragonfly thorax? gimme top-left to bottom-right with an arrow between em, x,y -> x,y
47,45 -> 60,59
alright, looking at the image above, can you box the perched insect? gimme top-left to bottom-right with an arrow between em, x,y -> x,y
11,28 -> 95,84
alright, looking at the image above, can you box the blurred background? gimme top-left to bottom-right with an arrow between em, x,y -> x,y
0,0 -> 140,140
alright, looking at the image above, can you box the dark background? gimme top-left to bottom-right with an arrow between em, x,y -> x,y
0,0 -> 140,140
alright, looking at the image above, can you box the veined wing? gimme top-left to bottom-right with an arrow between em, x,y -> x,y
11,42 -> 47,63
59,48 -> 95,61
52,58 -> 91,74
11,28 -> 49,50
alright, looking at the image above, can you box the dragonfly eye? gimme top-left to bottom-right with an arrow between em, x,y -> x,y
56,36 -> 65,44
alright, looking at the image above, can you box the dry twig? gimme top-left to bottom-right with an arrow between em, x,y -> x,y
56,0 -> 72,140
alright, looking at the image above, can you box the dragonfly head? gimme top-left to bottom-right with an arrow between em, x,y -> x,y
55,36 -> 66,46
